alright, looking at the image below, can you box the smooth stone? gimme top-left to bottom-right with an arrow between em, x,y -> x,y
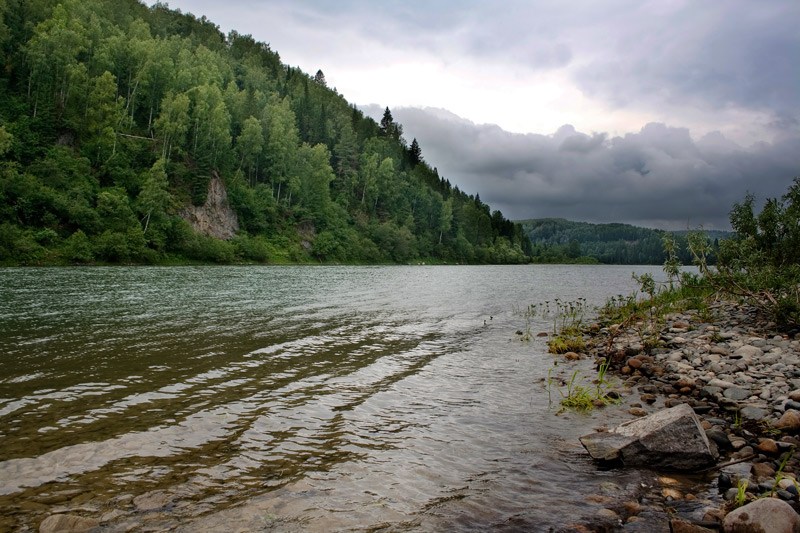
739,406 -> 769,421
732,345 -> 763,361
722,498 -> 800,533
775,410 -> 800,431
724,387 -> 751,401
756,438 -> 779,454
705,427 -> 731,449
708,378 -> 736,388
752,462 -> 776,481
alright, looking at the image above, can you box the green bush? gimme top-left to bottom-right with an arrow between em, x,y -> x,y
714,177 -> 800,329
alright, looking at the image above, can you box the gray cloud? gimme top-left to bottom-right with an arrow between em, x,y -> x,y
163,1 -> 799,136
573,1 -> 800,116
368,106 -> 800,230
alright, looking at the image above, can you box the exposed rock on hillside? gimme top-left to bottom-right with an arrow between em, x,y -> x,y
181,173 -> 239,240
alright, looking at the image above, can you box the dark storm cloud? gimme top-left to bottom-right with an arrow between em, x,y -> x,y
574,1 -> 800,116
371,106 -> 800,229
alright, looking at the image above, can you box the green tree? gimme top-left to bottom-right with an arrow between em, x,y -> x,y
438,197 -> 453,245
408,138 -> 422,166
24,3 -> 88,116
236,115 -> 263,183
154,91 -> 190,161
295,143 -> 334,221
263,95 -> 299,202
136,158 -> 171,239
84,71 -> 124,164
379,106 -> 402,141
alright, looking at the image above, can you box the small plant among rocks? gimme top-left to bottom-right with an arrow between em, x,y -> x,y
548,358 -> 619,412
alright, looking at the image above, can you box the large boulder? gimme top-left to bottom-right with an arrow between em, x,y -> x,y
722,498 -> 800,533
579,403 -> 718,470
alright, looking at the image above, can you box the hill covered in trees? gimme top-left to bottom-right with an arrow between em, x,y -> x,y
520,218 -> 730,265
0,0 -> 531,265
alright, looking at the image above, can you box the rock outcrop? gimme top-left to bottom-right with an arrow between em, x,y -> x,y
580,403 -> 718,470
181,173 -> 239,240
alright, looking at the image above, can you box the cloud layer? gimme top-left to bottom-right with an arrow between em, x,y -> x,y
163,1 -> 799,143
380,107 -> 800,229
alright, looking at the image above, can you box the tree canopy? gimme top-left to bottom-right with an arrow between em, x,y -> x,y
0,0 -> 530,265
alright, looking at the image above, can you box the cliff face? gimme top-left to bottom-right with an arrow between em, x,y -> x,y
180,173 -> 239,240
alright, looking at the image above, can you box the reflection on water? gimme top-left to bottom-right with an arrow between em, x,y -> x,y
0,265 -> 664,531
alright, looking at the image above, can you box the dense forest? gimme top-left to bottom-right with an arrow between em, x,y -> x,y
521,218 -> 729,265
0,0 -> 532,265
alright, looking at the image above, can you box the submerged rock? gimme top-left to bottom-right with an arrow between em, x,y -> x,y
579,404 -> 718,470
39,514 -> 99,533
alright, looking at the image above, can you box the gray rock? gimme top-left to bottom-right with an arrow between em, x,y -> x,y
739,405 -> 770,421
722,497 -> 800,533
724,387 -> 752,401
579,404 -> 718,470
732,345 -> 763,360
705,427 -> 731,449
708,378 -> 736,388
39,514 -> 100,533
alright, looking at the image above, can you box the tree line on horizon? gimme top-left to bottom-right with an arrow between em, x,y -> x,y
0,0 -> 531,265
520,218 -> 730,265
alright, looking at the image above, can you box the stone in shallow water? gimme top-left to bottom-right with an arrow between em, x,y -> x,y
39,514 -> 100,533
579,403 -> 718,470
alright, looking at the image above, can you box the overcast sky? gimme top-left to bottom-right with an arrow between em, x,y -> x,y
152,0 -> 799,229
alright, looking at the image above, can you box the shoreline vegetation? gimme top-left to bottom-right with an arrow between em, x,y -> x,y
537,177 -> 800,530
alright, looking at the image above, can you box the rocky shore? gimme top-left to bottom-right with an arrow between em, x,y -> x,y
577,299 -> 800,532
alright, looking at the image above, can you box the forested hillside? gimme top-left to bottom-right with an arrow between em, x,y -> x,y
0,0 -> 531,265
520,218 -> 729,265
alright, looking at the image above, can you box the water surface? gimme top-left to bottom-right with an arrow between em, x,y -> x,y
0,265 -> 668,531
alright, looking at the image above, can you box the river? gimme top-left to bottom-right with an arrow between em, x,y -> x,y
0,265 -> 674,531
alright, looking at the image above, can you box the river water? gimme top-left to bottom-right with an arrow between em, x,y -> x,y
0,265 -> 673,531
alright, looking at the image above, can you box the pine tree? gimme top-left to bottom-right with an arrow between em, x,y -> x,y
409,138 -> 422,166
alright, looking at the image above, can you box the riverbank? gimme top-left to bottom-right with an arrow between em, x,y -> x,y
578,298 -> 800,530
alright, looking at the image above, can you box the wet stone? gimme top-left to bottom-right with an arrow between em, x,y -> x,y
39,514 -> 100,533
133,491 -> 174,512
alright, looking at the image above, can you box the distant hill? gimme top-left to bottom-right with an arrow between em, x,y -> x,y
518,218 -> 731,265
